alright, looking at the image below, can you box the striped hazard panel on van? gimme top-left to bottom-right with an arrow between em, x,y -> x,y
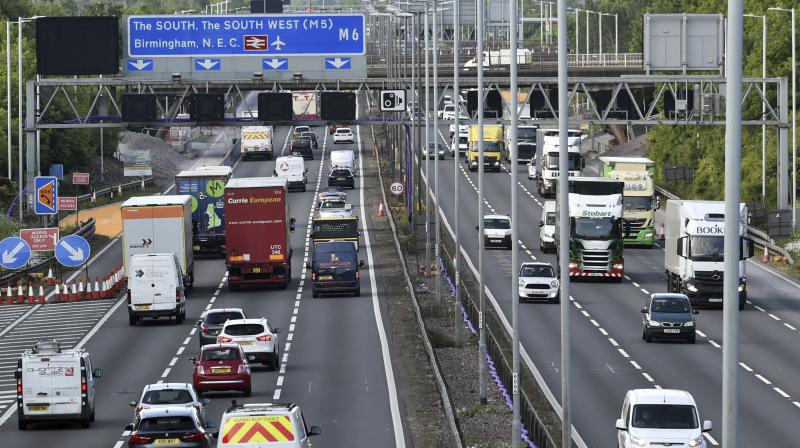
242,132 -> 270,140
222,415 -> 296,443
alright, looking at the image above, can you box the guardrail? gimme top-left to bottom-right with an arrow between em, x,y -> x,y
78,177 -> 155,203
0,218 -> 97,286
654,186 -> 795,265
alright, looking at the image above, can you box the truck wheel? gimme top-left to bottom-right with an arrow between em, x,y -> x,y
17,416 -> 27,431
738,301 -> 745,311
128,314 -> 137,326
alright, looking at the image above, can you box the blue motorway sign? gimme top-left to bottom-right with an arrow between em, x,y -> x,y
128,58 -> 154,71
325,57 -> 351,70
128,15 -> 366,57
34,176 -> 58,215
55,235 -> 91,268
0,237 -> 32,270
263,57 -> 288,70
195,58 -> 221,71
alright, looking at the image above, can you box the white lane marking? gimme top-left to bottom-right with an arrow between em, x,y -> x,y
755,374 -> 772,385
177,346 -> 185,356
284,342 -> 291,352
640,288 -> 649,295
590,319 -> 599,327
774,387 -> 791,398
785,323 -> 798,331
183,337 -> 191,346
113,442 -> 125,448
632,281 -> 640,288
794,402 -> 800,409
618,349 -> 630,358
704,432 -> 720,446
696,330 -> 707,338
161,367 -> 171,378
630,361 -> 641,370
754,305 -> 766,312
642,372 -> 654,382
739,362 -> 754,372
599,328 -> 608,336
708,340 -> 721,349
768,313 -> 781,321
189,328 -> 196,336
169,357 -> 178,367
273,389 -> 282,400
608,338 -> 619,347
361,105 -> 406,448
276,376 -> 284,387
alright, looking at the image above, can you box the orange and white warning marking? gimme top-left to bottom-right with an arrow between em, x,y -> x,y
221,416 -> 295,444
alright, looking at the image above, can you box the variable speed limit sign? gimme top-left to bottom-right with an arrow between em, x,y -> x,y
389,182 -> 404,196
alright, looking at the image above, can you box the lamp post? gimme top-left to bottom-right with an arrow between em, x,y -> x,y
769,7 -> 796,227
745,13 -> 767,201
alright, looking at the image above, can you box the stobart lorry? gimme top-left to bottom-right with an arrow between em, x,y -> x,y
555,177 -> 625,280
664,200 -> 753,310
224,178 -> 295,290
240,126 -> 273,160
600,157 -> 657,247
466,125 -> 503,171
535,129 -> 584,198
175,166 -> 233,255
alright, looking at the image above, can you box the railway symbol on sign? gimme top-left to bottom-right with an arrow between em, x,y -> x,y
390,182 -> 404,196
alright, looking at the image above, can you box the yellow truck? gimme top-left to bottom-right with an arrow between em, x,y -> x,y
466,125 -> 503,172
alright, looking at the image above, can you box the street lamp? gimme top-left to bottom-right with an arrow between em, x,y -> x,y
745,13 -> 767,201
769,7 -> 796,227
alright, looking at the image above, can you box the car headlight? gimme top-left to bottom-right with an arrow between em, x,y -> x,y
550,280 -> 559,288
568,262 -> 578,269
686,282 -> 698,292
519,279 -> 526,286
612,263 -> 624,270
647,320 -> 661,327
688,435 -> 704,447
630,435 -> 649,447
684,321 -> 695,327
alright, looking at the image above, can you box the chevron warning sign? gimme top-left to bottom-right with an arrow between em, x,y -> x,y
222,415 -> 296,443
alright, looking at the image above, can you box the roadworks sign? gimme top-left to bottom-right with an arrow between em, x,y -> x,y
222,415 -> 296,443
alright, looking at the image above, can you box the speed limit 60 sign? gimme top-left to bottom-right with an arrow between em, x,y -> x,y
390,182 -> 404,196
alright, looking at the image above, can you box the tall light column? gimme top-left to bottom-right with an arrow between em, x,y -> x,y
452,0 -> 464,346
509,0 -> 521,443
424,7 -> 432,279
433,0 -> 442,306
477,0 -> 488,406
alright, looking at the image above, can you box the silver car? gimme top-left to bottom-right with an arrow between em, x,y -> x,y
130,383 -> 208,423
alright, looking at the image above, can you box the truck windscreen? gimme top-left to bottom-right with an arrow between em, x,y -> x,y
572,217 -> 620,240
545,152 -> 581,170
518,128 -> 537,140
476,142 -> 502,152
690,235 -> 724,262
623,196 -> 653,211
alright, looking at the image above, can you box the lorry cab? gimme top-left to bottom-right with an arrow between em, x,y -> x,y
539,201 -> 557,253
308,241 -> 364,298
127,253 -> 186,326
274,156 -> 308,192
16,339 -> 102,430
536,129 -> 584,198
467,125 -> 503,172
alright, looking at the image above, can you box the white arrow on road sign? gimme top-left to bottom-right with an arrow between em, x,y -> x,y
325,57 -> 351,69
60,239 -> 85,261
195,58 -> 221,70
2,241 -> 25,265
128,59 -> 153,71
263,58 -> 287,70
271,36 -> 286,50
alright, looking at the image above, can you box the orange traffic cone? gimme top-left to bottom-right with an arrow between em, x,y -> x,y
78,281 -> 85,300
762,245 -> 770,263
46,268 -> 55,285
71,283 -> 78,302
377,203 -> 386,217
16,284 -> 25,303
53,284 -> 61,303
5,285 -> 13,305
27,284 -> 34,304
93,278 -> 100,299
86,281 -> 93,301
37,285 -> 45,304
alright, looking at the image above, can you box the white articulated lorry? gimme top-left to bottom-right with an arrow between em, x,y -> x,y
664,200 -> 754,310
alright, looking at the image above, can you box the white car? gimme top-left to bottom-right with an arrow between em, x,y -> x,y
130,383 -> 207,422
483,214 -> 512,249
527,159 -> 537,180
317,199 -> 353,218
449,122 -> 469,138
518,262 -> 559,303
441,104 -> 457,120
616,389 -> 712,448
218,318 -> 281,370
333,127 -> 354,144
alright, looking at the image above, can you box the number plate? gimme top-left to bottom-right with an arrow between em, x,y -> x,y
237,341 -> 253,346
337,178 -> 346,181
252,267 -> 261,273
193,245 -> 201,251
135,304 -> 151,310
27,405 -> 48,411
708,298 -> 723,302
154,439 -> 181,446
211,367 -> 231,374
491,239 -> 501,243
319,275 -> 333,281
663,329 -> 681,334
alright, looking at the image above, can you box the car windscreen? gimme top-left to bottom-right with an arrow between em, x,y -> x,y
142,389 -> 193,405
651,297 -> 691,313
321,201 -> 347,209
206,312 -> 244,325
631,404 -> 698,429
545,212 -> 556,226
331,169 -> 352,177
225,324 -> 265,336
202,347 -> 241,361
138,416 -> 197,431
520,265 -> 554,277
484,218 -> 510,229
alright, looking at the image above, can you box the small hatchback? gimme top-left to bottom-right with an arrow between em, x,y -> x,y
126,406 -> 213,448
190,344 -> 252,396
131,383 -> 207,422
616,388 -> 712,448
328,168 -> 355,189
196,308 -> 246,348
518,262 -> 559,303
217,318 -> 281,370
641,293 -> 698,344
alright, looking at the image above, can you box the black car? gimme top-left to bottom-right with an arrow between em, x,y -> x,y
126,407 -> 213,447
196,308 -> 246,348
301,131 -> 319,149
291,136 -> 314,160
328,168 -> 355,189
641,293 -> 698,344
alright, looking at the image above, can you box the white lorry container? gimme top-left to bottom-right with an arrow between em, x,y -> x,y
330,150 -> 356,172
121,195 -> 194,289
274,155 -> 309,192
240,126 -> 273,160
664,200 -> 753,310
16,340 -> 102,430
292,91 -> 320,120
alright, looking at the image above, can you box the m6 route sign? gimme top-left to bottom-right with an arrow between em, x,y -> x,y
390,182 -> 404,196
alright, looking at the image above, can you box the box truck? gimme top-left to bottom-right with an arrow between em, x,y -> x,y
121,195 -> 194,289
466,125 -> 503,172
225,177 -> 295,290
600,157 -> 657,247
240,126 -> 273,160
664,200 -> 753,309
555,177 -> 625,280
175,166 -> 233,255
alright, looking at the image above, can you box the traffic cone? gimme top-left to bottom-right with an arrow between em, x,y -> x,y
27,284 -> 34,304
53,284 -> 61,303
91,189 -> 96,203
70,283 -> 78,302
100,279 -> 108,299
93,278 -> 100,299
86,281 -> 93,301
377,203 -> 386,217
5,285 -> 13,305
78,281 -> 85,300
60,283 -> 68,302
37,285 -> 45,304
762,245 -> 770,263
46,268 -> 55,286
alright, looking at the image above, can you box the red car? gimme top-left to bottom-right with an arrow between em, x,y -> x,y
190,344 -> 251,396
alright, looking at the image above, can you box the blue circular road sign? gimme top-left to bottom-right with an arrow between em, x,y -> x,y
0,237 -> 32,270
55,235 -> 91,268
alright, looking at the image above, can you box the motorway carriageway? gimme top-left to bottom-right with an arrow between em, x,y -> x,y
0,119 -> 408,447
420,123 -> 800,447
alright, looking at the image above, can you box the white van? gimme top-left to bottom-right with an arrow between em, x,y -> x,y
127,253 -> 186,326
274,156 -> 308,192
539,201 -> 556,253
616,389 -> 712,448
215,402 -> 320,447
16,339 -> 102,430
330,150 -> 356,174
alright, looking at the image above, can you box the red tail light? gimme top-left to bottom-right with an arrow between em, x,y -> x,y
17,382 -> 22,394
129,435 -> 153,444
135,404 -> 146,414
311,272 -> 316,281
182,433 -> 205,442
81,382 -> 87,392
237,364 -> 249,374
256,334 -> 272,342
218,336 -> 233,343
355,271 -> 360,280
176,287 -> 182,302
